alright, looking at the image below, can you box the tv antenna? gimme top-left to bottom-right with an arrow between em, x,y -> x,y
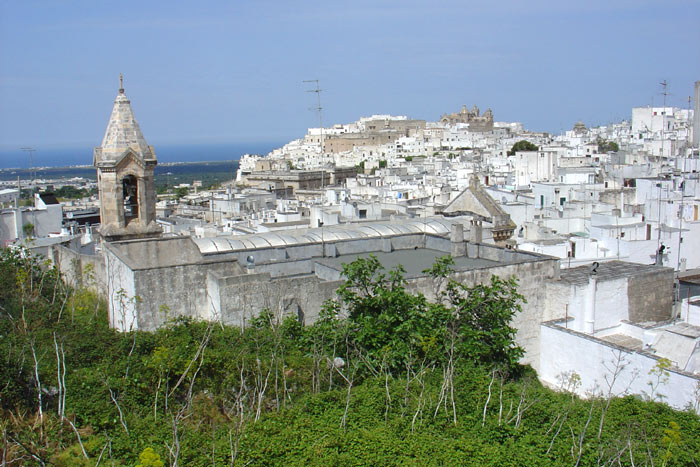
20,147 -> 36,190
304,79 -> 324,152
304,79 -> 325,187
658,80 -> 670,159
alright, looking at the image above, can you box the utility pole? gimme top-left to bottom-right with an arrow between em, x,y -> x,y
304,79 -> 325,188
675,95 -> 692,281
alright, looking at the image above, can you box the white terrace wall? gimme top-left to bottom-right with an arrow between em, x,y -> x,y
540,322 -> 700,413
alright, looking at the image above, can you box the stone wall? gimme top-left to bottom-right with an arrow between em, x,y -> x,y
210,271 -> 344,328
51,243 -> 107,294
100,231 -> 562,369
628,268 -> 674,322
132,260 -> 242,330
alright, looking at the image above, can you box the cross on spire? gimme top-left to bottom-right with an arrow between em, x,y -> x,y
119,73 -> 124,94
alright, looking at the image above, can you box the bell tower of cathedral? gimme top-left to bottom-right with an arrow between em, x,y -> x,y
94,75 -> 161,240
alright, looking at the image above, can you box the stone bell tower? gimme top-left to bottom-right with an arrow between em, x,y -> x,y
94,75 -> 161,241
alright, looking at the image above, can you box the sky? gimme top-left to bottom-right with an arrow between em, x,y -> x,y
0,0 -> 698,156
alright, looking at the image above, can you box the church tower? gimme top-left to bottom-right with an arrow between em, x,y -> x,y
94,75 -> 161,240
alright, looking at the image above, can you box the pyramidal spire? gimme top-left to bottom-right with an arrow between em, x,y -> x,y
95,74 -> 155,164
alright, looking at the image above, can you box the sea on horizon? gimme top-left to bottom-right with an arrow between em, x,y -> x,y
0,142 -> 282,170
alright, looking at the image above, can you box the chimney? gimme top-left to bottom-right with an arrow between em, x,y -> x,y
469,219 -> 483,243
450,223 -> 466,257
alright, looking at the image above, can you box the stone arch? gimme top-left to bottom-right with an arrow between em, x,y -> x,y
121,174 -> 139,225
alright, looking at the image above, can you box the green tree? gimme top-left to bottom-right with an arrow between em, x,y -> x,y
597,139 -> 619,153
334,255 -> 524,372
507,140 -> 539,156
446,275 -> 525,369
335,255 -> 441,370
425,256 -> 525,369
175,186 -> 189,199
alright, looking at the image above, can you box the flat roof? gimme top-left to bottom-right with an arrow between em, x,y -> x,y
600,334 -> 643,351
317,249 -> 499,279
559,260 -> 672,286
666,322 -> 700,339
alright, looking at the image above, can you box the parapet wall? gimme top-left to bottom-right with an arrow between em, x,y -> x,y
540,321 -> 700,413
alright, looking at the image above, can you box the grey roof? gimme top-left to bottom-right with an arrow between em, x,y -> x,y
559,260 -> 672,285
193,218 -> 456,255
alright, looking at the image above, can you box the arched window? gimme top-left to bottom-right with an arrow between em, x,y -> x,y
122,175 -> 139,224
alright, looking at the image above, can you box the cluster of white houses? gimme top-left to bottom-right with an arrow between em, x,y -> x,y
5,78 -> 700,412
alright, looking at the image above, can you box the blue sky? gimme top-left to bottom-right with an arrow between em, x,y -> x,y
1,0 -> 698,153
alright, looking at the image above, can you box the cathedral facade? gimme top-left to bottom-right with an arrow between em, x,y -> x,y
440,104 -> 494,131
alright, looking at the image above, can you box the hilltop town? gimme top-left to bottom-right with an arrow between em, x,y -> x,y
2,81 -> 700,413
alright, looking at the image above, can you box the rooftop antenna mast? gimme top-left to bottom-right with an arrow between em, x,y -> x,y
659,80 -> 670,160
20,147 -> 36,192
304,79 -> 326,251
304,79 -> 325,185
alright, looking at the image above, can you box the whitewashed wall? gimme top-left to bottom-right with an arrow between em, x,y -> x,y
540,323 -> 700,413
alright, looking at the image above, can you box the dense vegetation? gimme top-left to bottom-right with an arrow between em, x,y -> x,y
597,139 -> 620,153
1,248 -> 698,465
53,186 -> 97,200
